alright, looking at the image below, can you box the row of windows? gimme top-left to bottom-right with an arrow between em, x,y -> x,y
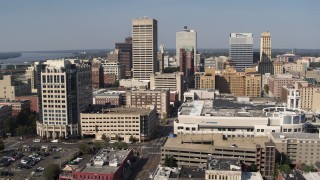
43,90 -> 65,93
43,122 -> 67,125
43,95 -> 65,98
44,110 -> 66,113
43,100 -> 66,103
43,118 -> 66,121
43,105 -> 66,108
42,85 -> 65,88
44,114 -> 66,117
82,121 -> 139,124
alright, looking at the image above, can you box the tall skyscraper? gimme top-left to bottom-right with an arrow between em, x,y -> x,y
179,48 -> 194,88
229,33 -> 253,71
132,17 -> 158,80
115,37 -> 132,78
36,59 -> 92,138
176,26 -> 197,68
258,31 -> 274,75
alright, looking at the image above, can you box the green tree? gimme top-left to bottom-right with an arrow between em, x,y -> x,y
101,134 -> 110,143
111,142 -> 128,150
1,117 -> 16,134
129,135 -> 134,143
78,144 -> 92,154
302,164 -> 317,172
168,156 -> 177,168
164,155 -> 170,166
0,140 -> 5,151
264,84 -> 269,94
43,164 -> 60,180
164,155 -> 177,167
250,163 -> 257,172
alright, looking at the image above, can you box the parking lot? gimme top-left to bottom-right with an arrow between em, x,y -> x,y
0,140 -> 80,180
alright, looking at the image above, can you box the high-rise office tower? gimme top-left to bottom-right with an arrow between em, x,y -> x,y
36,59 -> 92,138
179,48 -> 194,88
115,37 -> 132,78
132,17 -> 158,80
258,31 -> 274,75
229,33 -> 253,71
176,26 -> 197,68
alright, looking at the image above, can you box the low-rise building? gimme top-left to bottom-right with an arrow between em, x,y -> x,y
161,134 -> 276,178
205,157 -> 241,180
59,149 -> 134,180
270,132 -> 320,165
0,100 -> 30,116
268,74 -> 301,98
0,75 -> 31,100
93,89 -> 125,106
126,90 -> 169,118
175,99 -> 307,138
0,105 -> 12,122
15,95 -> 38,112
150,72 -> 184,101
119,79 -> 149,90
80,107 -> 158,142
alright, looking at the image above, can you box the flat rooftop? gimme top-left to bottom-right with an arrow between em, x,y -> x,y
207,157 -> 240,171
78,149 -> 131,174
242,172 -> 263,180
93,89 -> 125,96
163,134 -> 271,151
303,172 -> 320,180
271,132 -> 320,140
83,107 -> 153,116
179,99 -> 273,117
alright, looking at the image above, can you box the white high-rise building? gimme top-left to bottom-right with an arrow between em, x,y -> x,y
176,26 -> 197,67
132,17 -> 158,81
36,59 -> 92,138
229,33 -> 253,71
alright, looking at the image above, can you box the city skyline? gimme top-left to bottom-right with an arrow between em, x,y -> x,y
0,0 -> 320,52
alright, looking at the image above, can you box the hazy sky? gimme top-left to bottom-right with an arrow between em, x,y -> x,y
0,0 -> 319,52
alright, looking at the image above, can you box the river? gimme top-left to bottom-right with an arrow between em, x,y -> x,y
0,51 -> 75,65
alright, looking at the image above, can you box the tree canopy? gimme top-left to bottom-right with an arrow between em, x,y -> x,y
43,164 -> 61,180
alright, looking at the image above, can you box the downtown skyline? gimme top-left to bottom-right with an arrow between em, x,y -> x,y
0,0 -> 320,52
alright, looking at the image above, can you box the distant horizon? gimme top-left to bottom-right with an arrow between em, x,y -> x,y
1,0 -> 319,51
2,48 -> 320,54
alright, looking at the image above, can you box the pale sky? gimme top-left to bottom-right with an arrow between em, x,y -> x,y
0,0 -> 319,52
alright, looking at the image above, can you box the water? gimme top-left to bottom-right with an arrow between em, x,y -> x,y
0,51 -> 75,65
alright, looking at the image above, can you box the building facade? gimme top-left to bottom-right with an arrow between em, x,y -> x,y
91,59 -> 104,90
268,74 -> 300,98
80,107 -> 158,142
0,100 -> 30,116
132,17 -> 158,80
150,72 -> 184,101
161,134 -> 275,178
229,33 -> 253,71
0,105 -> 12,122
59,149 -> 134,180
270,133 -> 320,165
245,73 -> 261,97
115,37 -> 132,78
258,32 -> 273,75
101,62 -> 125,82
176,26 -> 197,67
179,48 -> 194,88
93,89 -> 125,106
126,90 -> 169,119
36,59 -> 92,138
0,75 -> 31,100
